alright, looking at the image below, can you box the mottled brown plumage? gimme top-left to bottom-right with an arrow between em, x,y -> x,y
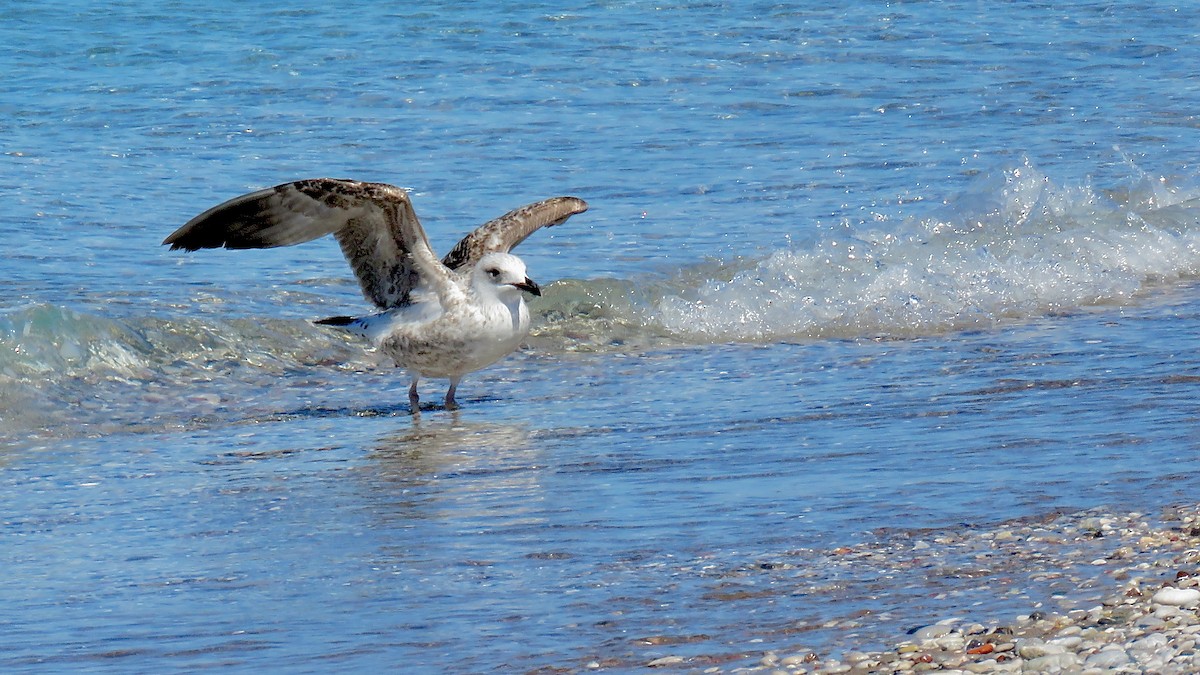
163,178 -> 588,308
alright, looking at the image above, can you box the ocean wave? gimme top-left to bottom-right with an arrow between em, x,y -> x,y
5,158 -> 1199,441
0,304 -> 365,380
538,157 -> 1200,344
8,159 -> 1200,375
0,304 -> 369,442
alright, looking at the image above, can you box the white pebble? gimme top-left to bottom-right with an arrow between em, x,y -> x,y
1136,614 -> 1166,629
1017,638 -> 1065,659
1129,632 -> 1170,654
1050,635 -> 1082,649
1026,653 -> 1082,671
780,653 -> 812,666
1141,656 -> 1169,672
936,635 -> 965,651
1084,646 -> 1131,668
913,624 -> 953,641
1152,587 -> 1200,607
1154,605 -> 1181,619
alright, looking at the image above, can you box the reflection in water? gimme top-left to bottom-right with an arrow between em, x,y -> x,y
367,414 -> 535,473
361,416 -> 546,531
342,416 -> 595,670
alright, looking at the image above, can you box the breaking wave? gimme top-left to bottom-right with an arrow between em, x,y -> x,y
536,157 -> 1200,345
5,158 -> 1200,440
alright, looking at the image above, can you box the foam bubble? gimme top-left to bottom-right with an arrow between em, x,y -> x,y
651,158 -> 1200,342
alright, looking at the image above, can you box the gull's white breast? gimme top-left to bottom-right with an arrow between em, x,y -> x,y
376,291 -> 530,379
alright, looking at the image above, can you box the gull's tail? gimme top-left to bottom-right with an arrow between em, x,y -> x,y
313,314 -> 372,340
314,315 -> 357,327
313,311 -> 405,343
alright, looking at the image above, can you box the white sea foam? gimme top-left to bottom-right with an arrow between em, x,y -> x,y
653,159 -> 1200,341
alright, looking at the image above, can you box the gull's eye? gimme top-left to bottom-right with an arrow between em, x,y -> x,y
485,268 -> 501,279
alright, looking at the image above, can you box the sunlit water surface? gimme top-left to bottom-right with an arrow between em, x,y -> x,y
4,1 -> 1200,671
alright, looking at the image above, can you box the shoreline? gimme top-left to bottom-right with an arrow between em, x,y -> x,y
732,503 -> 1200,674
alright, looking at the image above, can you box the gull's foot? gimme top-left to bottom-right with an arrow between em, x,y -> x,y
408,378 -> 421,414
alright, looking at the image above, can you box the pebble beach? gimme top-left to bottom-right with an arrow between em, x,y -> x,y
720,503 -> 1200,674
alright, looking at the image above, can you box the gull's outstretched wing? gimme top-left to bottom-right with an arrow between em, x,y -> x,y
164,179 -> 437,308
440,196 -> 589,271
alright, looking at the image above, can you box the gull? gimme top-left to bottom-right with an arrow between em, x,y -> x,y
164,178 -> 588,409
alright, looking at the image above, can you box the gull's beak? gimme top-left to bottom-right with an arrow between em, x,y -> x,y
514,277 -> 541,297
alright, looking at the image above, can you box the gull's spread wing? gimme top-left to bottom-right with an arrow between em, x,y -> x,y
164,179 -> 435,308
440,196 -> 589,271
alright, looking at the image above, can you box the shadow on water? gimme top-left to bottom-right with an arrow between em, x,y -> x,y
265,394 -> 509,422
263,402 -> 414,421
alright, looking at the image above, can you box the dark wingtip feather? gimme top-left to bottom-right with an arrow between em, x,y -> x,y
162,235 -> 205,252
162,219 -> 230,251
162,228 -> 195,250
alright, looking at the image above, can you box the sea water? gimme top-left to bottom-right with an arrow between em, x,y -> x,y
3,1 -> 1200,671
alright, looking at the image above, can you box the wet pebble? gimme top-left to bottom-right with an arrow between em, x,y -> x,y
911,624 -> 953,641
1024,652 -> 1080,671
1084,645 -> 1131,668
739,503 -> 1200,674
1152,587 -> 1200,607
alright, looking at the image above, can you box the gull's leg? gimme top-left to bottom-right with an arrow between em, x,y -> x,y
408,375 -> 420,411
444,377 -> 461,410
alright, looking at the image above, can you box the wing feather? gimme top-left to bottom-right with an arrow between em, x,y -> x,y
165,181 -> 586,309
164,179 -> 433,308
440,196 -> 588,270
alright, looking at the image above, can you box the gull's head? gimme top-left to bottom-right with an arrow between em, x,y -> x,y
473,252 -> 541,298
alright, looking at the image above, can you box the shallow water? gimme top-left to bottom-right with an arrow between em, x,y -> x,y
4,0 -> 1200,671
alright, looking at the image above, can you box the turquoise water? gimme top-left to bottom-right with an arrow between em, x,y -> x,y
4,1 -> 1200,670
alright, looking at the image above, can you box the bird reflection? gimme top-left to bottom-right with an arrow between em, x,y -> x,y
361,414 -> 548,531
369,414 -> 534,467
